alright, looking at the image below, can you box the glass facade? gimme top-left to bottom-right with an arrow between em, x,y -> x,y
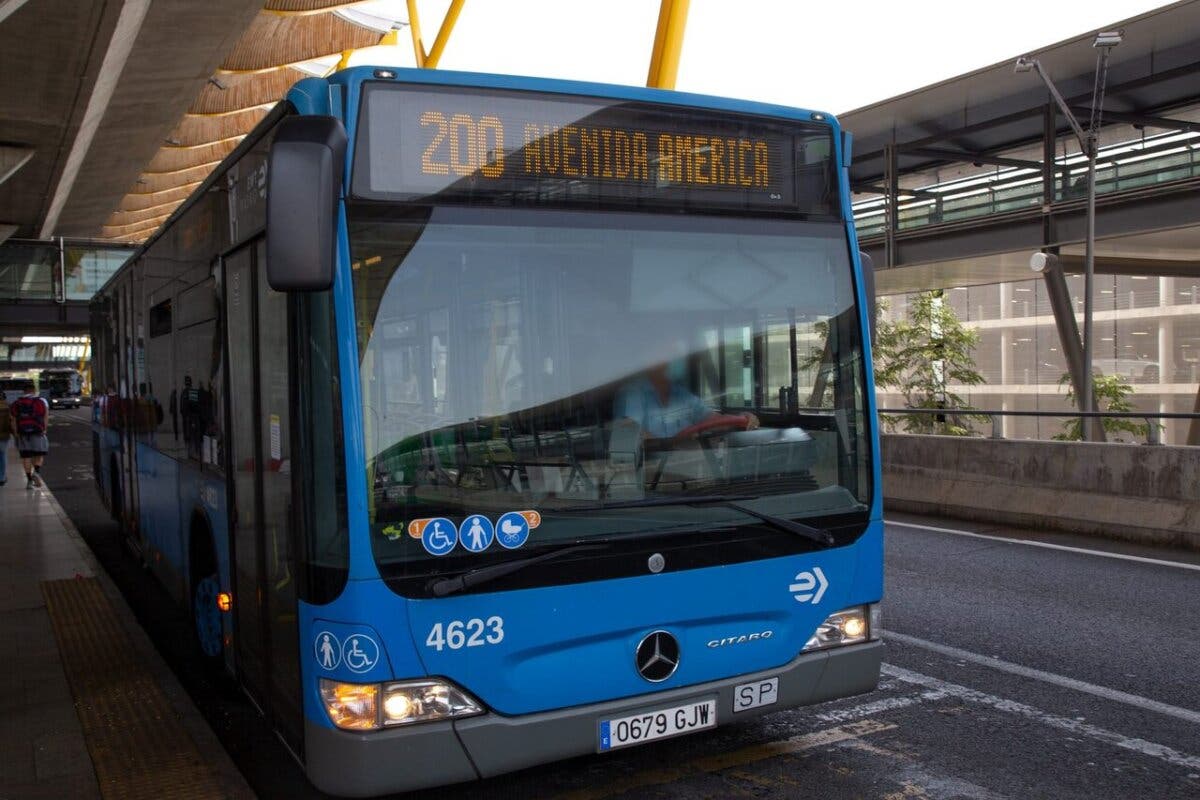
0,240 -> 133,302
878,275 -> 1200,445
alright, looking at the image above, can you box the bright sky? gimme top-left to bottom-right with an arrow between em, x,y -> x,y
341,0 -> 1171,114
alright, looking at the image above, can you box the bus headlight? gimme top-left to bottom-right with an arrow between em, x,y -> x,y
381,680 -> 483,726
319,678 -> 483,731
802,605 -> 876,652
319,679 -> 379,730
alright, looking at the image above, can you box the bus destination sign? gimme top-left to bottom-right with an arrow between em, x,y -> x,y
354,83 -> 835,215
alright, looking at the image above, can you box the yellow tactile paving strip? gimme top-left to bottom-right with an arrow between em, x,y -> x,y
41,577 -> 228,800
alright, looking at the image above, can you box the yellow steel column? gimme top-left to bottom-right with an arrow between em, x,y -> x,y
646,1 -> 672,87
646,0 -> 690,89
406,0 -> 427,67
423,0 -> 466,68
405,0 -> 466,69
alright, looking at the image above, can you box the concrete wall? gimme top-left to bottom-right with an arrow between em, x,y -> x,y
882,435 -> 1200,550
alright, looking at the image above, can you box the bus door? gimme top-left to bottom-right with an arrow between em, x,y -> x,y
222,238 -> 303,754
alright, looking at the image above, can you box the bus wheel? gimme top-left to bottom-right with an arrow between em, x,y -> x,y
193,572 -> 224,660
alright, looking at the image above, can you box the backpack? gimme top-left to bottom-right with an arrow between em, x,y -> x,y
13,396 -> 47,436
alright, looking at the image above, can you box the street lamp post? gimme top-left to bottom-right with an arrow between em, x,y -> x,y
1015,31 -> 1122,441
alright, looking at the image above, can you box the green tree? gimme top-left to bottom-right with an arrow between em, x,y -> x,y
873,291 -> 987,435
1053,372 -> 1152,442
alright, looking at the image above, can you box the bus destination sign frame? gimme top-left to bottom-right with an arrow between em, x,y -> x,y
352,82 -> 838,217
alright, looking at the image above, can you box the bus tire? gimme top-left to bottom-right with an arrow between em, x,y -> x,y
189,519 -> 224,663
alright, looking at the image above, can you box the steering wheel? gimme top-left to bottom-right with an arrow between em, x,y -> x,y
674,414 -> 751,441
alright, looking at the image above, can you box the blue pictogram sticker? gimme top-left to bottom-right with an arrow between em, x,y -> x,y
496,511 -> 530,549
422,517 -> 459,556
342,633 -> 380,674
460,514 -> 495,553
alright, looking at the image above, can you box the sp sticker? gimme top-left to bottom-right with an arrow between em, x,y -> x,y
789,567 -> 828,604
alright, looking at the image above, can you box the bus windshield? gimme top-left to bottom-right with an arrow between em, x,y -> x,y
350,206 -> 870,586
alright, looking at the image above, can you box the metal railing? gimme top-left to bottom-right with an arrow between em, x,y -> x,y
853,138 -> 1200,239
878,406 -> 1200,446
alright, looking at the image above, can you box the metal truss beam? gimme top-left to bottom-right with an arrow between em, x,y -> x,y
1072,107 -> 1199,133
900,147 -> 1042,171
852,183 -> 940,200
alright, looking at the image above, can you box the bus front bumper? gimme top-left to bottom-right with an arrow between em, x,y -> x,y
303,640 -> 882,797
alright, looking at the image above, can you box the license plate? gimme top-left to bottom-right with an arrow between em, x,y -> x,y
599,699 -> 717,751
733,677 -> 779,712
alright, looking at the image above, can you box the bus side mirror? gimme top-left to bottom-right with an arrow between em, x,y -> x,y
266,116 -> 347,292
859,251 -> 876,345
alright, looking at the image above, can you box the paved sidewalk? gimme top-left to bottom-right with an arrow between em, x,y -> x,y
0,441 -> 253,799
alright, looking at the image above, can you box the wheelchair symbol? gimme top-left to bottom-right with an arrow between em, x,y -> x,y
341,634 -> 380,674
421,517 -> 458,556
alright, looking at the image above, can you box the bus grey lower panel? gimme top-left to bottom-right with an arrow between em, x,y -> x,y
456,641 -> 882,779
303,718 -> 479,797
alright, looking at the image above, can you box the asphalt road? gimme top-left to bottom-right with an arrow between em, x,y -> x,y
41,407 -> 1200,799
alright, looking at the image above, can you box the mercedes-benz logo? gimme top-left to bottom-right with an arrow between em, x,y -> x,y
635,630 -> 680,682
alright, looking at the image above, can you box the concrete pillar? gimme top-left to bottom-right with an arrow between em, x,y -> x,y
1000,330 -> 1010,386
1159,276 -> 1172,309
1158,318 -> 1173,445
1158,317 -> 1173,384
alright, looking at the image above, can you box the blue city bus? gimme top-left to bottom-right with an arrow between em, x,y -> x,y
90,66 -> 882,796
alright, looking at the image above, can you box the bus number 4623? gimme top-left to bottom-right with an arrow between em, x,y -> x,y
425,617 -> 505,651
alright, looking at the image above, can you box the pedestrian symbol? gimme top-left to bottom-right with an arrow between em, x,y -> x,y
314,630 -> 342,670
421,517 -> 458,556
496,511 -> 531,549
461,514 -> 495,553
342,634 -> 380,674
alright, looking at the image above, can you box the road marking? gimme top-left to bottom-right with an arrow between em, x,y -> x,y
886,631 -> 1200,726
883,664 -> 1200,771
887,519 -> 1200,572
815,690 -> 946,724
846,738 -> 1011,800
551,719 -> 896,800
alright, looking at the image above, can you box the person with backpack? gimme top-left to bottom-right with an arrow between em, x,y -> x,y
0,392 -> 11,486
10,381 -> 49,489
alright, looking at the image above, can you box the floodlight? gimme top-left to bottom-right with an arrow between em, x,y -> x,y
1013,55 -> 1037,74
1093,30 -> 1124,48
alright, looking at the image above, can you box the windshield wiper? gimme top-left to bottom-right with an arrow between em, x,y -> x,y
716,501 -> 837,548
428,542 -> 607,597
550,494 -> 837,548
